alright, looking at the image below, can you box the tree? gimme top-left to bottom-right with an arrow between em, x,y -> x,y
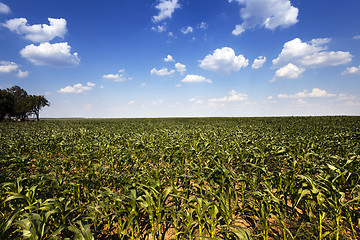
29,95 -> 50,121
0,89 -> 14,121
0,86 -> 50,121
7,86 -> 31,120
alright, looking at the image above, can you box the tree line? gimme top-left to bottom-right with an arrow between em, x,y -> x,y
0,86 -> 49,121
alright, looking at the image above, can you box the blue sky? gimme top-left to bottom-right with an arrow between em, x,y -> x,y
0,0 -> 359,117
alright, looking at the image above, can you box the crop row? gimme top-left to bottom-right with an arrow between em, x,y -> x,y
0,117 -> 359,239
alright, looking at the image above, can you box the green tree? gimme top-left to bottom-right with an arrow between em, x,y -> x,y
29,95 -> 50,121
7,86 -> 32,120
0,86 -> 49,121
0,89 -> 14,120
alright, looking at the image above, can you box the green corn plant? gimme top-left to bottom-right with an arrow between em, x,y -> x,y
138,182 -> 173,240
189,196 -> 208,239
0,208 -> 22,239
203,200 -> 221,238
122,187 -> 143,239
42,197 -> 77,226
296,175 -> 327,240
68,220 -> 94,240
180,207 -> 197,240
251,189 -> 275,240
15,209 -> 58,240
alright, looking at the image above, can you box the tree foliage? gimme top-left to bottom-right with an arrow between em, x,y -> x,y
0,86 -> 49,121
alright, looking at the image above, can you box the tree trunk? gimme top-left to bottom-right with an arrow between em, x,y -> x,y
35,111 -> 40,121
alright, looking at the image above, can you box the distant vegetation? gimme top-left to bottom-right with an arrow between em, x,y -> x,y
0,86 -> 49,122
0,117 -> 359,239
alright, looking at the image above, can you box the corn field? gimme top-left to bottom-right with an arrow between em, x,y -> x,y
0,117 -> 359,240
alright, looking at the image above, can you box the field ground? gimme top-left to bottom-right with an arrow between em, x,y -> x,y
1,116 -> 359,239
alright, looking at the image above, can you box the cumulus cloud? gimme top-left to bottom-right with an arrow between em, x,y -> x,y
342,65 -> 360,75
150,67 -> 175,76
16,70 -> 29,78
0,2 -> 10,14
271,38 -> 352,81
59,82 -> 95,94
232,24 -> 245,36
164,55 -> 175,62
199,47 -> 248,74
181,26 -> 193,34
151,99 -> 164,105
198,22 -> 208,30
252,56 -> 266,69
181,74 -> 211,83
0,61 -> 28,78
273,38 -> 352,68
168,32 -> 176,38
337,93 -> 356,101
189,97 -> 203,104
175,62 -> 186,75
0,61 -> 19,73
103,69 -> 132,82
20,42 -> 80,67
271,63 -> 305,82
209,90 -> 248,102
229,0 -> 298,35
151,24 -> 166,32
3,18 -> 67,42
152,0 -> 180,22
277,88 -> 336,99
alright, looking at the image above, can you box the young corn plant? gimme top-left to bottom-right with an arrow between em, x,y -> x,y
138,182 -> 173,240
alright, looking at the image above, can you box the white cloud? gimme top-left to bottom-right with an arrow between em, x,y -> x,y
181,74 -> 211,83
103,74 -> 129,82
152,24 -> 166,32
273,38 -> 352,68
271,38 -> 352,81
198,22 -> 208,30
189,97 -> 204,104
164,55 -> 175,62
150,67 -> 175,76
229,0 -> 298,35
175,84 -> 182,87
209,90 -> 248,102
252,56 -> 266,69
342,65 -> 360,75
128,100 -> 135,105
175,62 -> 186,75
337,93 -> 356,101
16,70 -> 29,78
151,99 -> 164,105
277,88 -> 336,99
232,24 -> 245,36
199,47 -> 248,74
3,18 -> 67,43
103,69 -> 132,82
59,82 -> 95,94
271,63 -> 305,82
0,61 -> 28,78
152,0 -> 180,22
181,26 -> 193,34
0,2 -> 10,14
168,32 -> 176,38
20,42 -> 80,67
353,35 -> 360,40
343,101 -> 360,106
0,61 -> 19,73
